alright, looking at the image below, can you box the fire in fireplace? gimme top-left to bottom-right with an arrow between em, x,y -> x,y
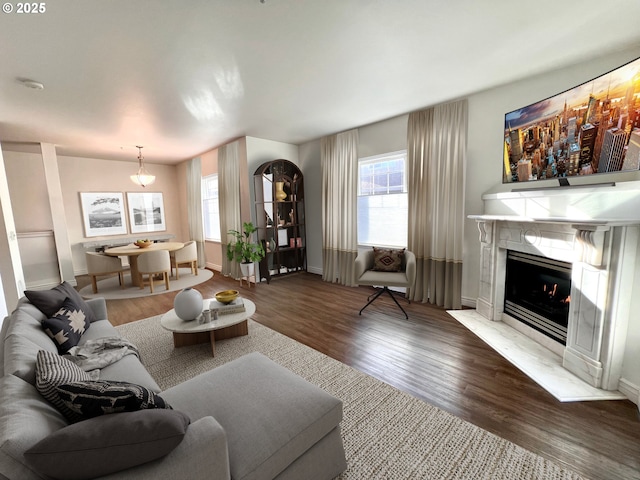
503,250 -> 571,345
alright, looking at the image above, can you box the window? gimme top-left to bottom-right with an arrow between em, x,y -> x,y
202,174 -> 221,242
357,151 -> 408,247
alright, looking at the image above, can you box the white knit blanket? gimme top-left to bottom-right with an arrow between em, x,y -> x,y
64,337 -> 140,372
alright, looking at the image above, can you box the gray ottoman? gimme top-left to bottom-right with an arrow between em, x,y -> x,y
162,352 -> 347,480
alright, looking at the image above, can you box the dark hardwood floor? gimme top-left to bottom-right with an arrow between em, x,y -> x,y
77,271 -> 640,480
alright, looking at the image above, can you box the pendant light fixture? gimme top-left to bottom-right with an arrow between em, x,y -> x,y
130,146 -> 155,187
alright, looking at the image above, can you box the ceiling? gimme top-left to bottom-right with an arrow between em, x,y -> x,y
1,0 -> 640,165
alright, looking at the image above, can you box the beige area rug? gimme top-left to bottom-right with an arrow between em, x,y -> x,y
78,268 -> 213,300
116,317 -> 586,480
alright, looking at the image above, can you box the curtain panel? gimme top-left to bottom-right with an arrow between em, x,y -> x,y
186,157 -> 206,268
407,99 -> 468,309
218,141 -> 241,279
321,129 -> 359,287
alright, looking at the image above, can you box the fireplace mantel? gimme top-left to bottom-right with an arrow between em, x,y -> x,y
469,214 -> 639,227
470,182 -> 640,393
477,180 -> 640,224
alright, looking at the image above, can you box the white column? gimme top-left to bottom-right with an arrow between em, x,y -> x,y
40,143 -> 75,284
0,146 -> 26,314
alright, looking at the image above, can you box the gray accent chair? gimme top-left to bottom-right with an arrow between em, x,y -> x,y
355,249 -> 416,319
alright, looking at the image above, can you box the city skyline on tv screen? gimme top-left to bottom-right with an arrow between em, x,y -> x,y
503,57 -> 640,183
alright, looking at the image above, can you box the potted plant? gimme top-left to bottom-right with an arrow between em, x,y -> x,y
226,222 -> 265,278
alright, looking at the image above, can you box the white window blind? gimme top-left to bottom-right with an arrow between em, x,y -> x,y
202,174 -> 221,242
357,151 -> 408,248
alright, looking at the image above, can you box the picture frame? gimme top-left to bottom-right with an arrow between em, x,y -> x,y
126,192 -> 166,234
277,228 -> 288,247
80,192 -> 128,237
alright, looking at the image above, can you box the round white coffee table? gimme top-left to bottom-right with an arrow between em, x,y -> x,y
160,298 -> 255,356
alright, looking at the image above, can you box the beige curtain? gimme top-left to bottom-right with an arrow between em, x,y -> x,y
321,129 -> 359,286
407,99 -> 467,309
186,157 -> 206,268
218,141 -> 241,279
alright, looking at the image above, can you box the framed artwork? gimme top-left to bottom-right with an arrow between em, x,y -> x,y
80,192 -> 127,237
126,192 -> 166,234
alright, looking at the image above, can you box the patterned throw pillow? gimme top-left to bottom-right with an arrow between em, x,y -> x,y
25,281 -> 97,323
35,350 -> 99,423
372,247 -> 405,272
56,380 -> 172,420
42,297 -> 91,354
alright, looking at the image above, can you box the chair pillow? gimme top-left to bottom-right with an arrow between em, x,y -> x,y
372,247 -> 405,272
42,296 -> 91,354
25,281 -> 97,323
24,409 -> 190,480
35,350 -> 99,423
56,380 -> 172,420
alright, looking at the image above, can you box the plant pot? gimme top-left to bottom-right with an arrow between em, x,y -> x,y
275,181 -> 287,202
240,262 -> 255,278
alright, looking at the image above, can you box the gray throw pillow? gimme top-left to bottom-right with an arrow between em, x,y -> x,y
25,281 -> 97,323
42,296 -> 91,354
56,380 -> 172,420
35,350 -> 99,423
24,409 -> 191,480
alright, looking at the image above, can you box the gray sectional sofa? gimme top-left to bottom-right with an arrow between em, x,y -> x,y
0,290 -> 347,479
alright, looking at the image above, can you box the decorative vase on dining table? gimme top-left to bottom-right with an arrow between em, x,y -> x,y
174,287 -> 203,321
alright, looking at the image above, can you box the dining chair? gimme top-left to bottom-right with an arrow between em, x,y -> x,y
85,252 -> 129,294
354,247 -> 416,319
171,240 -> 198,279
137,250 -> 171,293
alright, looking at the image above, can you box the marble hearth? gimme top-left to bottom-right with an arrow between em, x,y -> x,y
465,181 -> 640,401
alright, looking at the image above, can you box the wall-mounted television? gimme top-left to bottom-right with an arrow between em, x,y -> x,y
503,57 -> 640,184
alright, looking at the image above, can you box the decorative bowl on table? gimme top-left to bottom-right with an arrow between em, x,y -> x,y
134,240 -> 153,248
215,290 -> 239,305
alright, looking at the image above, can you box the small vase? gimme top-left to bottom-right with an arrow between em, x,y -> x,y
174,288 -> 203,321
275,181 -> 287,202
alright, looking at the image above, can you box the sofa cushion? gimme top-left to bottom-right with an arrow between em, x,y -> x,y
0,374 -> 68,480
24,409 -> 190,480
35,350 -> 99,422
56,380 -> 172,420
98,351 -> 162,393
372,246 -> 405,272
162,352 -> 344,480
42,296 -> 91,354
78,318 -> 120,343
25,281 -> 97,323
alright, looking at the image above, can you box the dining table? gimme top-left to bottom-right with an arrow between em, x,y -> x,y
104,241 -> 185,287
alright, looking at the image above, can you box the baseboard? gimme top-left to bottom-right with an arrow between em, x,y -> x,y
461,296 -> 476,308
205,261 -> 222,272
307,266 -> 323,275
618,377 -> 639,406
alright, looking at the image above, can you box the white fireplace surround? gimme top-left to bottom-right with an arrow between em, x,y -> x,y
469,181 -> 640,394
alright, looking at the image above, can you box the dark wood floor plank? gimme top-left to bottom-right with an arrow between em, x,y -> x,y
77,271 -> 640,480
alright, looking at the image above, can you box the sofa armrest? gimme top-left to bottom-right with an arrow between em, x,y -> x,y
85,297 -> 107,322
97,416 -> 230,480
